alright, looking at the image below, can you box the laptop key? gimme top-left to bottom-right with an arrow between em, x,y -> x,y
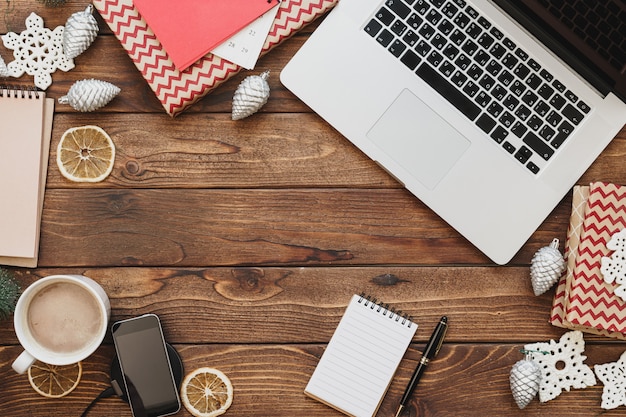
577,101 -> 591,113
427,50 -> 444,66
440,60 -> 455,77
413,0 -> 429,15
416,63 -> 481,120
527,161 -> 540,174
426,9 -> 443,25
376,29 -> 394,47
491,125 -> 508,143
549,94 -> 566,110
415,39 -> 432,56
487,102 -> 504,117
389,40 -> 407,57
376,8 -> 395,26
539,125 -> 555,141
385,0 -> 411,19
403,30 -> 419,46
453,12 -> 471,28
503,141 -> 516,154
562,103 -> 583,124
365,19 -> 383,37
391,20 -> 408,36
515,146 -> 532,163
407,13 -> 423,29
476,113 -> 497,133
401,49 -> 421,70
523,131 -> 554,160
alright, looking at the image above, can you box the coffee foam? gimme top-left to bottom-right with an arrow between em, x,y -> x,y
27,282 -> 103,354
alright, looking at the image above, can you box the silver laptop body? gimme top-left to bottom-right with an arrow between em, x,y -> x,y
281,0 -> 626,264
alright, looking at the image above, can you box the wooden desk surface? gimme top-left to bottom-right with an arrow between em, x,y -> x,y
2,2 -> 626,416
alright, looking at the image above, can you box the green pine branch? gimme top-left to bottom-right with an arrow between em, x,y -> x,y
0,268 -> 20,320
37,0 -> 68,6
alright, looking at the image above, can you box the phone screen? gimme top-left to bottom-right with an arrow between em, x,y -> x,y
112,315 -> 180,417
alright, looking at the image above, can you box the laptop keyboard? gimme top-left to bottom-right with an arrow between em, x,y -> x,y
541,0 -> 626,71
364,0 -> 592,175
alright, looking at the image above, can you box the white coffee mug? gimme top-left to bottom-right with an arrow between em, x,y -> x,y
12,275 -> 111,374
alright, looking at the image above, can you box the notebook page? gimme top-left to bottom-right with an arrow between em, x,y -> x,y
0,98 -> 54,267
305,294 -> 417,417
0,89 -> 45,258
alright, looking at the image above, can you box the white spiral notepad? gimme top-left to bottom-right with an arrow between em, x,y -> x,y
305,294 -> 417,417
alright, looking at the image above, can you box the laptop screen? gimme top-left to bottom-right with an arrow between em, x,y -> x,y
494,0 -> 626,101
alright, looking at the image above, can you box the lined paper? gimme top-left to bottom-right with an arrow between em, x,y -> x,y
305,294 -> 417,417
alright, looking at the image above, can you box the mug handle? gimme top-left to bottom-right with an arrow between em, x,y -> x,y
12,350 -> 36,374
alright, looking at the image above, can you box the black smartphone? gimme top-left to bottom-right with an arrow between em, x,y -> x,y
111,314 -> 181,417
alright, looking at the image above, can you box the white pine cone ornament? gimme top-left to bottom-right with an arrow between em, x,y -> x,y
0,55 -> 8,77
232,70 -> 270,120
62,5 -> 98,59
510,355 -> 541,409
58,79 -> 120,112
530,238 -> 565,296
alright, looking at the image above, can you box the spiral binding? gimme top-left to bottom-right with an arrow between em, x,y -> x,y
358,292 -> 414,328
0,85 -> 41,99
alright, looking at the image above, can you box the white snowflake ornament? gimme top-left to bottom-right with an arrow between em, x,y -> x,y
595,350 -> 626,410
524,331 -> 596,403
601,228 -> 626,301
2,12 -> 74,90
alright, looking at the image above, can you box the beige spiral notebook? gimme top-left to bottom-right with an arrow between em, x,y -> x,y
0,87 -> 54,267
305,294 -> 417,417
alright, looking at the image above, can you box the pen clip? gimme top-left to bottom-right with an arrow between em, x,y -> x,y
434,320 -> 448,357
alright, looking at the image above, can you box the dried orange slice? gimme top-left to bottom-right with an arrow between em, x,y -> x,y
28,361 -> 82,398
181,367 -> 234,417
56,125 -> 115,182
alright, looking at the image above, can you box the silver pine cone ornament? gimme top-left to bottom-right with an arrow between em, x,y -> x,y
530,238 -> 565,296
58,79 -> 121,112
62,5 -> 99,59
510,354 -> 541,409
232,70 -> 270,120
0,55 -> 8,77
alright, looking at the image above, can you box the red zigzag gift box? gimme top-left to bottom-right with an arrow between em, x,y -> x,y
92,0 -> 338,116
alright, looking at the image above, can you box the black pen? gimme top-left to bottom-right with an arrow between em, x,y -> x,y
395,316 -> 448,417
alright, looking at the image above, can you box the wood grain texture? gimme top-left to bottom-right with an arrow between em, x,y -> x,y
1,343 -> 625,417
1,1 -> 625,416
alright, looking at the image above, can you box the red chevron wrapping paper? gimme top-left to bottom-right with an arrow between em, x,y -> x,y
556,182 -> 626,338
550,185 -> 626,339
92,0 -> 338,116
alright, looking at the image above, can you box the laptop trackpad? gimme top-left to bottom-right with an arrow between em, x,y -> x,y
366,89 -> 470,190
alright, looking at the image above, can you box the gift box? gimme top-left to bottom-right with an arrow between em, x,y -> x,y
551,182 -> 626,339
92,0 -> 338,116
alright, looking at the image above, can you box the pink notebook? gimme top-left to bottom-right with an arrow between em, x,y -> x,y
133,0 -> 278,71
0,88 -> 54,267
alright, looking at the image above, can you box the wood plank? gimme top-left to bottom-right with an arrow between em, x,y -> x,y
47,113 -> 397,189
1,343 -> 624,416
37,188 -> 575,266
0,267 -> 578,344
46,114 -> 626,189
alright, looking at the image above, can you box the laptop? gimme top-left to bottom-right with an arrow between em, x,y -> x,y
280,0 -> 626,264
